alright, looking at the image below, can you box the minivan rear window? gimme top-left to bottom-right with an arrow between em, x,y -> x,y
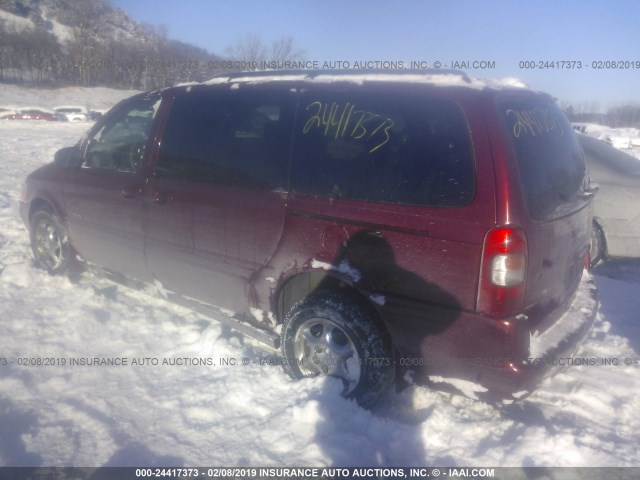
501,98 -> 588,221
291,92 -> 475,207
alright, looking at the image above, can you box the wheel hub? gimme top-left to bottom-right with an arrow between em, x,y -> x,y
34,220 -> 62,269
293,317 -> 361,394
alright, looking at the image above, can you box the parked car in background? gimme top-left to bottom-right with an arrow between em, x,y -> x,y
88,109 -> 106,121
53,106 -> 89,122
53,112 -> 69,122
2,107 -> 57,121
0,106 -> 20,118
579,134 -> 640,265
20,70 -> 598,407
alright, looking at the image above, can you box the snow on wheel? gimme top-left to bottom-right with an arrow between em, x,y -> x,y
29,209 -> 71,275
280,290 -> 394,408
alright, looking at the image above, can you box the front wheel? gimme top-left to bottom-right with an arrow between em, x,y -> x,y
29,210 -> 71,275
280,291 -> 394,408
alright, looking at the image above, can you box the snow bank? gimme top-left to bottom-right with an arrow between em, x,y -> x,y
574,123 -> 640,160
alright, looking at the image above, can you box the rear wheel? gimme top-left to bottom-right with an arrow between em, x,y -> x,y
589,220 -> 606,267
29,210 -> 71,275
281,291 -> 394,408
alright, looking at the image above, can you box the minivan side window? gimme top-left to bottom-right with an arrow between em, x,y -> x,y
501,99 -> 588,221
82,96 -> 159,173
155,89 -> 294,190
291,92 -> 475,207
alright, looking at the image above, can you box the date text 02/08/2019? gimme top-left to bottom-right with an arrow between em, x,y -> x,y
133,467 -> 498,478
518,60 -> 640,69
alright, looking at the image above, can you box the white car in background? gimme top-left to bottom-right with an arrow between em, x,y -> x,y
53,106 -> 89,122
579,134 -> 640,265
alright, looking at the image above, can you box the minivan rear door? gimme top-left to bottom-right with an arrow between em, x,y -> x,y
496,95 -> 592,327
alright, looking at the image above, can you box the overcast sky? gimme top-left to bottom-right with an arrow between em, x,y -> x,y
110,0 -> 640,110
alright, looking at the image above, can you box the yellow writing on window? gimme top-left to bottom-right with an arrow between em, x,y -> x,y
302,101 -> 395,153
506,108 -> 564,138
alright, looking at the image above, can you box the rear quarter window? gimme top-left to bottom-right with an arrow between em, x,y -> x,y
291,91 -> 475,207
501,98 -> 588,221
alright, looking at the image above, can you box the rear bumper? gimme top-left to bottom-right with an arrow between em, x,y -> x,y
386,270 -> 598,401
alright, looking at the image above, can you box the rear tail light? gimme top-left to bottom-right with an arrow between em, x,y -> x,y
478,226 -> 528,318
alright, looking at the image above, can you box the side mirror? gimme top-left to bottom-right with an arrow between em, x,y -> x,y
54,146 -> 81,168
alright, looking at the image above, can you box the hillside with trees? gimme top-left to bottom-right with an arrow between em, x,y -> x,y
0,0 -> 303,90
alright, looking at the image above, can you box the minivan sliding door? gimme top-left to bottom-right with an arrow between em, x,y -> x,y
145,86 -> 296,314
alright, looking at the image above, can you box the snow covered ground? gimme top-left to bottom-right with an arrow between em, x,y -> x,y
573,123 -> 640,161
1,91 -> 639,468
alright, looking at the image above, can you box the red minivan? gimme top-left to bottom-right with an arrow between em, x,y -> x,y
20,70 -> 598,407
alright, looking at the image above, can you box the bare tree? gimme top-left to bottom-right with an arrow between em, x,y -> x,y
66,0 -> 110,86
269,36 -> 305,63
225,34 -> 267,63
226,35 -> 305,66
0,22 -> 7,81
558,99 -> 574,118
607,104 -> 640,128
28,28 -> 61,84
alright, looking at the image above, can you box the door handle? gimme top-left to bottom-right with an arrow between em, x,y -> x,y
122,184 -> 142,199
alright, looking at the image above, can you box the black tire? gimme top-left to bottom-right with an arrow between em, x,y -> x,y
280,290 -> 394,409
589,220 -> 606,268
29,209 -> 71,275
